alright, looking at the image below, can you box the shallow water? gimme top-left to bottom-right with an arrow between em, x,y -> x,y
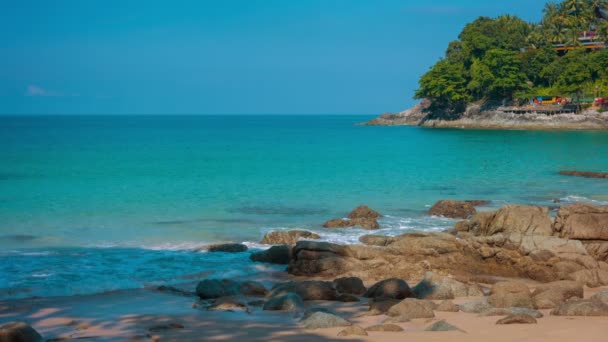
1,115 -> 608,299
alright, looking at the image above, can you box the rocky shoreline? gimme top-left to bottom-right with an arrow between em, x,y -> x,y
364,100 -> 608,130
4,201 -> 608,341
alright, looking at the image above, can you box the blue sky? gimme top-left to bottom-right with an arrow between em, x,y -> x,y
1,0 -> 547,115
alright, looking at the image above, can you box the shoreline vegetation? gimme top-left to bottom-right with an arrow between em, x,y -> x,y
368,0 -> 608,130
4,201 -> 608,340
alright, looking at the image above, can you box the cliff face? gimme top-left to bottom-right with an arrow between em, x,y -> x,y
365,100 -> 608,130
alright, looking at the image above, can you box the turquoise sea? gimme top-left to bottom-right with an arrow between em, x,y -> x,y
2,115 -> 608,299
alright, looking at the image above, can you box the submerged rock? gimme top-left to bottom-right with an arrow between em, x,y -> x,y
428,200 -> 476,219
260,230 -> 321,245
207,243 -> 248,253
559,170 -> 608,179
196,279 -> 239,299
0,322 -> 43,342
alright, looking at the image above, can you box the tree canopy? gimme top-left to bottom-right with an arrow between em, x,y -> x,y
414,0 -> 608,113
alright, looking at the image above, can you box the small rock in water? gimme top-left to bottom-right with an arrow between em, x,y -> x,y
207,243 -> 248,253
0,321 -> 43,342
250,245 -> 291,264
558,170 -> 608,179
425,320 -> 466,333
337,325 -> 368,337
336,293 -> 360,302
428,200 -> 476,219
301,312 -> 351,330
260,230 -> 321,245
365,324 -> 404,332
347,205 -> 382,219
496,314 -> 537,325
206,298 -> 249,313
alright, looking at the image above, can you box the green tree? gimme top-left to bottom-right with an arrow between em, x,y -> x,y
415,59 -> 470,115
481,49 -> 529,99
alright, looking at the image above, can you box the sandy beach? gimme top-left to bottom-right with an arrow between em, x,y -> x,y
3,284 -> 608,342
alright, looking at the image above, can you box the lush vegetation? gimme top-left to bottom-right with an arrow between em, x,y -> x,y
415,0 -> 608,115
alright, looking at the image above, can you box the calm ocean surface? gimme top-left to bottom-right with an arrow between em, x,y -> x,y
2,115 -> 608,299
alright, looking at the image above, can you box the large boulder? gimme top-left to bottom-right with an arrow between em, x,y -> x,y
364,278 -> 411,299
386,298 -> 435,318
269,281 -> 338,301
0,322 -> 43,342
263,293 -> 304,312
551,299 -> 608,316
466,205 -> 552,236
196,279 -> 239,299
301,312 -> 351,330
435,300 -> 459,312
487,281 -> 534,309
554,204 -> 608,240
260,230 -> 320,245
333,277 -> 366,295
250,245 -> 291,264
531,280 -> 584,309
207,243 -> 248,253
428,200 -> 476,219
347,205 -> 381,219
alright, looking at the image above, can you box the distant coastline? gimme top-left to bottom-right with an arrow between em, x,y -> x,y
365,99 -> 608,130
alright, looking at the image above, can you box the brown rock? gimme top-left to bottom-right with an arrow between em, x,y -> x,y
207,298 -> 249,312
336,294 -> 360,302
591,290 -> 608,304
250,245 -> 291,264
359,234 -> 395,246
337,325 -> 368,337
301,312 -> 351,330
239,281 -> 268,297
472,205 -> 552,236
583,241 -> 608,261
364,278 -> 411,299
425,320 -> 465,332
466,200 -> 491,207
260,230 -> 320,245
436,300 -> 459,312
487,281 -> 534,309
0,322 -> 43,342
532,281 -> 584,309
551,299 -> 608,316
495,314 -> 537,324
323,218 -> 354,228
412,272 -> 483,299
365,324 -> 404,332
387,298 -> 435,318
368,298 -> 401,315
428,200 -> 476,219
554,204 -> 608,240
479,307 -> 543,318
334,277 -> 366,295
262,293 -> 304,312
348,205 -> 381,219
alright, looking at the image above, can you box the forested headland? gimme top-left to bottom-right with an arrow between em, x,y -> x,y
414,0 -> 608,117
